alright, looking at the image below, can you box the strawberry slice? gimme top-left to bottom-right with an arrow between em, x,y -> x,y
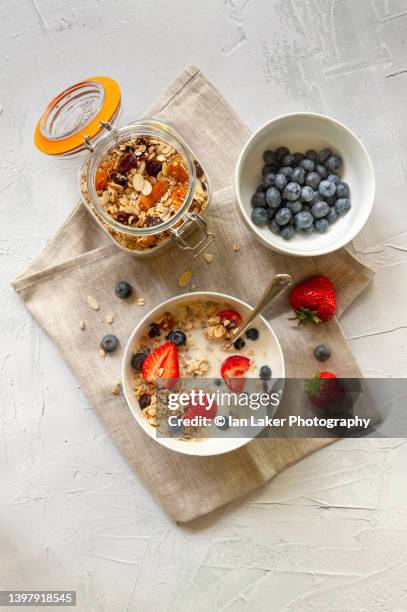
184,395 -> 218,421
221,355 -> 251,392
216,309 -> 242,328
141,341 -> 179,389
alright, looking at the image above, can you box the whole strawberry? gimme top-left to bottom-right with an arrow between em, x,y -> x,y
305,371 -> 345,407
290,275 -> 336,324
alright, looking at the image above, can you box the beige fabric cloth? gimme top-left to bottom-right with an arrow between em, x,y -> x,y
12,66 -> 374,523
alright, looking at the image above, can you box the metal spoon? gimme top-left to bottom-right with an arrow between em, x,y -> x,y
224,273 -> 293,350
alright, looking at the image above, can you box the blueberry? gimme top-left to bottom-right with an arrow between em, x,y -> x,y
292,167 -> 305,185
302,204 -> 311,214
216,418 -> 230,431
300,185 -> 314,202
101,334 -> 119,353
281,225 -> 295,240
233,337 -> 245,350
310,190 -> 320,205
259,365 -> 272,380
262,164 -> 278,176
168,423 -> 183,436
315,164 -> 328,179
246,328 -> 259,340
263,173 -> 275,188
336,181 -> 350,198
283,182 -> 301,201
295,210 -> 313,229
281,153 -> 294,166
269,220 -> 280,235
327,174 -> 340,185
263,150 -> 276,164
115,281 -> 132,299
326,155 -> 343,171
149,323 -> 161,338
327,207 -> 338,224
299,158 -> 315,172
276,146 -> 289,161
318,148 -> 331,163
168,330 -> 187,346
314,344 -> 331,361
256,184 -> 266,192
311,201 -> 329,218
293,152 -> 304,165
266,207 -> 276,221
325,195 -> 337,207
139,394 -> 152,409
266,186 -> 282,208
275,207 -> 292,226
305,149 -> 318,161
280,166 -> 293,179
314,218 -> 329,233
305,172 -> 321,190
302,225 -> 314,235
335,198 -> 351,214
319,180 -> 336,198
251,207 -> 268,226
273,174 -> 287,191
287,200 -> 302,214
214,378 -> 222,386
251,191 -> 267,208
131,352 -> 148,371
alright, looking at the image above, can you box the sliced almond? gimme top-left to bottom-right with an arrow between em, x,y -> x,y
105,314 -> 114,324
79,319 -> 86,330
101,191 -> 110,206
141,180 -> 152,196
178,270 -> 192,288
87,295 -> 100,311
132,173 -> 145,192
203,253 -> 214,263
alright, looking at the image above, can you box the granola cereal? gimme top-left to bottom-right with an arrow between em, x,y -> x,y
80,137 -> 210,253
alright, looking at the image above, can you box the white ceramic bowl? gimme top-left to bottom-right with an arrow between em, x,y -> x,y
235,112 -> 375,257
122,291 -> 285,456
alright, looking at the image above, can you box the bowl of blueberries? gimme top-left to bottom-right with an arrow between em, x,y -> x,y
235,113 -> 375,256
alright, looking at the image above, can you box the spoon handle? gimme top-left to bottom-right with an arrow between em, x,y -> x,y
224,273 -> 293,350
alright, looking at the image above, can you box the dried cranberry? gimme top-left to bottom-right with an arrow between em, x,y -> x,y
139,394 -> 151,409
146,160 -> 162,177
148,323 -> 161,338
145,215 -> 162,227
117,153 -> 137,174
194,160 -> 204,178
113,173 -> 128,186
115,211 -> 138,225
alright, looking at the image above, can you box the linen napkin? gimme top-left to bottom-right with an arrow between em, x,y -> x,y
12,66 -> 374,523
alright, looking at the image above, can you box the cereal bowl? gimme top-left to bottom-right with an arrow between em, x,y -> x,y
122,291 -> 285,456
235,112 -> 375,257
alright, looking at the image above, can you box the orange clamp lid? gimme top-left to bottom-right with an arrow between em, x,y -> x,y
34,76 -> 121,156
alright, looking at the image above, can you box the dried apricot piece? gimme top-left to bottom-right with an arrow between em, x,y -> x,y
167,155 -> 189,182
139,179 -> 169,211
95,168 -> 108,190
171,184 -> 188,210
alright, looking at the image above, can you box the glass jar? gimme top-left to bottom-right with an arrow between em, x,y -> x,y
34,76 -> 214,257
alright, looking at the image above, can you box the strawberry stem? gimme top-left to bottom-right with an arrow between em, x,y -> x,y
288,306 -> 322,325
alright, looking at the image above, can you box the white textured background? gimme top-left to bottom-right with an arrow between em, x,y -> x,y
2,1 -> 407,610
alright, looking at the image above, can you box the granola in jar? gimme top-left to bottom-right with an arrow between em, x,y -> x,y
80,136 -> 209,253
